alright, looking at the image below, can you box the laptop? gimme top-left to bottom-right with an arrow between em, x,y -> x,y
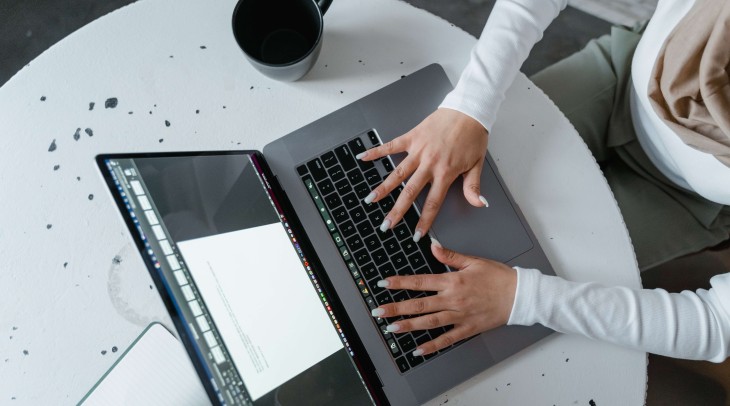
97,64 -> 556,406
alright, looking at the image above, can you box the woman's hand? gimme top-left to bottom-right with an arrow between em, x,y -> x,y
371,240 -> 517,356
357,108 -> 489,240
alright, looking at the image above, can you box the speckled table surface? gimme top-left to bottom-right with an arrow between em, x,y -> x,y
0,0 -> 646,404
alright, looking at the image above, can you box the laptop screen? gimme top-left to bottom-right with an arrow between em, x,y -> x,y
101,152 -> 374,405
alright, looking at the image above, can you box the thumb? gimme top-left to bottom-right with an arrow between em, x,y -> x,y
431,239 -> 472,270
462,160 -> 488,208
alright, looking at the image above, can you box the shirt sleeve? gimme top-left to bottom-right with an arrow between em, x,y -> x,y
508,267 -> 730,362
439,0 -> 568,132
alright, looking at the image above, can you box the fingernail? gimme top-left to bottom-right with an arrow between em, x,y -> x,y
386,324 -> 401,332
376,279 -> 390,288
479,195 -> 489,207
413,230 -> 423,243
430,237 -> 442,247
412,349 -> 424,357
364,191 -> 377,204
371,308 -> 385,317
355,152 -> 367,160
379,219 -> 391,232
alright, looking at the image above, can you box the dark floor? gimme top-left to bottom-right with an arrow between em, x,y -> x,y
2,0 -> 728,404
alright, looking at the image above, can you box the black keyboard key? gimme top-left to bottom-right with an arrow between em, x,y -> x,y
351,206 -> 367,224
380,262 -> 396,278
347,169 -> 365,185
414,332 -> 431,346
393,290 -> 409,303
368,131 -> 380,146
339,220 -> 356,238
363,201 -> 379,213
376,291 -> 394,306
354,182 -> 371,200
346,235 -> 364,252
353,249 -> 371,266
342,192 -> 359,210
332,206 -> 349,224
364,234 -> 381,251
318,179 -> 334,195
408,252 -> 426,269
403,207 -> 420,230
307,158 -> 327,181
361,263 -> 378,280
397,334 -> 416,353
379,196 -> 395,213
348,137 -> 367,155
335,145 -> 357,171
321,151 -> 338,168
392,252 -> 408,270
417,236 -> 447,273
335,179 -> 351,195
406,350 -> 425,368
396,356 -> 410,373
297,165 -> 308,175
377,226 -> 393,240
368,210 -> 385,228
383,238 -> 400,255
382,157 -> 394,172
358,156 -> 375,172
398,266 -> 414,275
392,185 -> 403,199
371,248 -> 388,265
368,279 -> 386,297
325,193 -> 342,208
328,165 -> 345,182
357,220 -> 374,237
400,239 -> 418,255
394,223 -> 410,241
364,168 -> 382,186
428,327 -> 447,339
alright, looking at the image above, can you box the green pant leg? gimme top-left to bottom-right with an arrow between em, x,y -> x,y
530,35 -> 616,162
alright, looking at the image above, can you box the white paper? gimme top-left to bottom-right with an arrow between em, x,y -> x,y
178,224 -> 343,401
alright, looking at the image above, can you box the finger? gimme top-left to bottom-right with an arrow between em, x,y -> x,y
357,134 -> 409,161
462,159 -> 488,208
412,325 -> 473,356
430,240 -> 473,270
380,169 -> 430,230
365,157 -> 418,209
384,311 -> 457,335
379,273 -> 451,292
373,295 -> 446,319
412,178 -> 452,239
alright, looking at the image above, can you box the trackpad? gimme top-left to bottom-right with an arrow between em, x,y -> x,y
418,156 -> 533,263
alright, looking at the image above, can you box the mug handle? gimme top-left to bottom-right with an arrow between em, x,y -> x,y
318,0 -> 333,15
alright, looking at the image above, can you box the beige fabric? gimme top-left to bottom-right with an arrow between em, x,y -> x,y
648,0 -> 730,167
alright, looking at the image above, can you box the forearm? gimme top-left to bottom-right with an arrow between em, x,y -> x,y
509,268 -> 730,362
440,0 -> 568,131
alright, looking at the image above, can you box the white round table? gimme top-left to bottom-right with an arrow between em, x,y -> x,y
0,0 -> 646,404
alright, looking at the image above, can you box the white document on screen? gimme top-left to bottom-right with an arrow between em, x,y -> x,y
178,223 -> 343,401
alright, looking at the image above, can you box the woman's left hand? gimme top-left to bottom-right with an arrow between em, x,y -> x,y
371,240 -> 517,356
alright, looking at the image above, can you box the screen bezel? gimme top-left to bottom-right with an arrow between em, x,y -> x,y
95,150 -> 387,405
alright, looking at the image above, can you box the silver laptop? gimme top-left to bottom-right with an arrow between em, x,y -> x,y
97,64 -> 555,406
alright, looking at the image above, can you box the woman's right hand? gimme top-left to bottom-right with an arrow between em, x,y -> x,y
358,108 -> 489,241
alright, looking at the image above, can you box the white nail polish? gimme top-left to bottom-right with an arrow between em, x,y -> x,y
413,230 -> 423,243
377,279 -> 390,288
479,195 -> 489,207
386,324 -> 401,333
364,191 -> 377,204
412,349 -> 424,357
355,152 -> 367,160
371,308 -> 385,317
379,219 -> 391,232
430,237 -> 442,247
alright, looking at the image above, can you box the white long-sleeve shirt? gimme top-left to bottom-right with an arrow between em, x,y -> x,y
440,0 -> 730,362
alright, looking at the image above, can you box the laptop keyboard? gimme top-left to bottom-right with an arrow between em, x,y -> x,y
296,130 -> 461,374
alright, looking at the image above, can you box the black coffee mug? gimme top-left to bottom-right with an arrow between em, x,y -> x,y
232,0 -> 333,81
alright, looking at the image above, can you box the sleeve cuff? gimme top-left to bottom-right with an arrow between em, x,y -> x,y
507,266 -> 541,326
